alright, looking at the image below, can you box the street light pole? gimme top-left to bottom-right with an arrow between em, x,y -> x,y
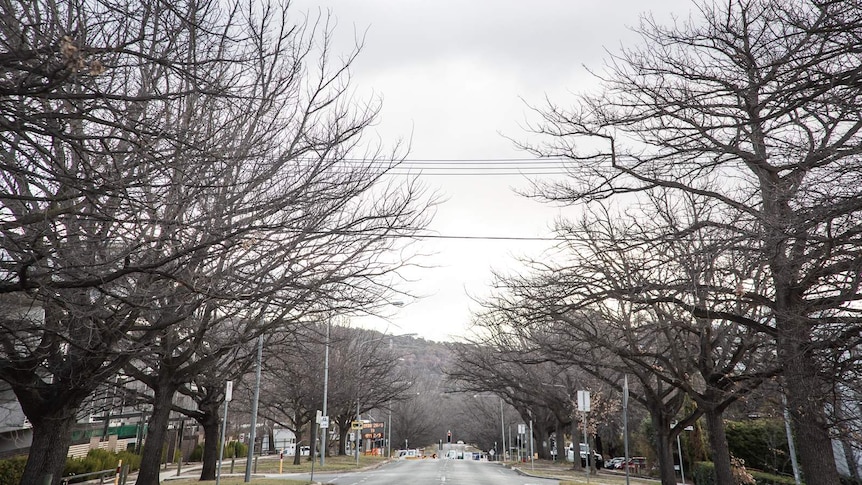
387,400 -> 392,459
245,335 -> 263,483
321,320 -> 330,467
216,381 -> 233,485
355,400 -> 361,466
500,398 -> 506,462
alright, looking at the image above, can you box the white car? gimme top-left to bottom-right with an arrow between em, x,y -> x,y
566,443 -> 604,469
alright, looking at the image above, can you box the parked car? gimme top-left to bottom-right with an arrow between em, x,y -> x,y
606,457 -> 625,469
565,443 -> 604,469
620,456 -> 648,470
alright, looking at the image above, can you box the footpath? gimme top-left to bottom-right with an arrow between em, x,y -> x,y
507,461 -> 674,485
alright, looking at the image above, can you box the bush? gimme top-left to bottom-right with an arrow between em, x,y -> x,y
692,461 -> 716,485
692,461 -> 802,485
726,419 -> 794,475
749,470 -> 800,485
224,440 -> 248,459
190,443 -> 204,462
0,456 -> 27,484
63,449 -> 141,482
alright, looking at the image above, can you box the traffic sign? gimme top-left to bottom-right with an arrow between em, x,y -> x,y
577,390 -> 591,412
320,416 -> 329,429
351,420 -> 362,430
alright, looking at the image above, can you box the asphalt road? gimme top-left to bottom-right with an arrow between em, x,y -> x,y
296,459 -> 559,485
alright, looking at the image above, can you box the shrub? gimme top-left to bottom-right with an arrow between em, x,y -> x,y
190,443 -> 204,462
63,449 -> 141,482
692,461 -> 801,485
692,461 -> 716,485
224,440 -> 248,459
0,456 -> 27,485
726,419 -> 794,475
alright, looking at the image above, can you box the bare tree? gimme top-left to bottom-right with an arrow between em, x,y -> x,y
470,194 -> 780,484
522,1 -> 862,483
448,340 -> 611,466
258,324 -> 411,463
0,0 -> 432,483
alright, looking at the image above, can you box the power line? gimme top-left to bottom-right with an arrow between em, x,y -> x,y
414,233 -> 559,241
290,156 -> 575,176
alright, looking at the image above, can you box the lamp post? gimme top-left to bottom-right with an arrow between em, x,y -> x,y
355,399 -> 361,465
500,398 -> 506,462
320,320 -> 330,467
351,328 -> 413,463
216,381 -> 233,485
673,421 -> 694,485
473,394 -> 506,462
387,400 -> 392,459
244,335 -> 263,483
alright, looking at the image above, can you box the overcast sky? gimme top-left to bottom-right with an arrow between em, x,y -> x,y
292,0 -> 696,341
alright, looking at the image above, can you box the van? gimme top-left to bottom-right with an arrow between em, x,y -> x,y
565,443 -> 604,469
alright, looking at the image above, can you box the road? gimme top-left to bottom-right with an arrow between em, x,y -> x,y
274,459 -> 559,485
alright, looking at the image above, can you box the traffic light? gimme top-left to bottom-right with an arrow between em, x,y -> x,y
447,430 -> 451,443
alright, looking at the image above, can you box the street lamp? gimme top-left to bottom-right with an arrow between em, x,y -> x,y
473,394 -> 506,462
320,320 -> 331,467
673,421 -> 694,484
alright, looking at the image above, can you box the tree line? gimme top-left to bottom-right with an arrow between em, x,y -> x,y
0,0 -> 433,484
450,1 -> 862,485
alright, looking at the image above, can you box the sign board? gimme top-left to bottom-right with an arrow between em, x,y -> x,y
225,381 -> 233,402
517,424 -> 526,435
320,416 -> 329,429
577,390 -> 591,412
361,422 -> 385,440
351,420 -> 362,430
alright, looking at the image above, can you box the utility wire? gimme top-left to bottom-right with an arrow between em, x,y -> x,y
290,156 -> 575,176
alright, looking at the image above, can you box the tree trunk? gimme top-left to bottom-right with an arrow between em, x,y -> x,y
268,427 -> 276,457
198,408 -> 221,480
293,409 -> 304,466
782,354 -> 840,485
532,425 -> 547,459
309,423 -> 318,461
588,433 -> 598,474
652,413 -> 677,485
136,380 -> 179,485
338,423 -> 350,455
704,409 -> 733,485
20,409 -> 77,485
570,419 -> 583,470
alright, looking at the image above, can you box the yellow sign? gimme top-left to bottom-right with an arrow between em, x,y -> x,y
351,420 -> 362,430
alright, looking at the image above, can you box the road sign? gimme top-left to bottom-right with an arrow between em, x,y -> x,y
351,420 -> 362,430
577,390 -> 591,412
320,416 -> 329,429
518,424 -> 526,435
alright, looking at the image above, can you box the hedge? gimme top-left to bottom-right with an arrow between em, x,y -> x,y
0,449 -> 142,484
0,456 -> 27,484
692,461 -> 799,485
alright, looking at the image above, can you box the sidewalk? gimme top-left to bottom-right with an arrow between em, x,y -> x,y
508,461 -> 668,485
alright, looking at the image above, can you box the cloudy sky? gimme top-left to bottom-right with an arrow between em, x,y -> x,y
292,0 -> 696,341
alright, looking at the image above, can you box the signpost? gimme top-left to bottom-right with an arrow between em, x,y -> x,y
216,381 -> 233,485
578,390 -> 591,483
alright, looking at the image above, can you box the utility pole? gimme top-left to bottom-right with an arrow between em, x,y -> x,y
244,335 -> 263,483
321,321 -> 330,466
